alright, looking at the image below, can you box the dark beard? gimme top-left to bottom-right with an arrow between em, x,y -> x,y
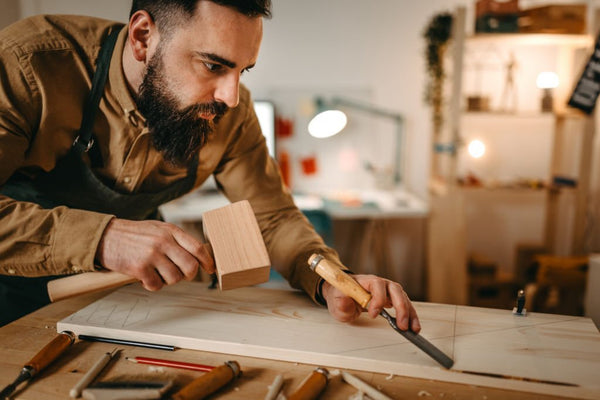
136,48 -> 228,167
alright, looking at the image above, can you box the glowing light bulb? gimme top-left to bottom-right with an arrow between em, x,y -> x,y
468,139 -> 485,158
536,72 -> 559,89
308,110 -> 347,138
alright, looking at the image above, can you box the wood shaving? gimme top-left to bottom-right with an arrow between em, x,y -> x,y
385,373 -> 394,380
348,391 -> 367,400
418,390 -> 432,397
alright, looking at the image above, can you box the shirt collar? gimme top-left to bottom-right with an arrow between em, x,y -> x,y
109,25 -> 142,120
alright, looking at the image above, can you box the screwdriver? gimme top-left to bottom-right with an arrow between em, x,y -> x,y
0,330 -> 75,399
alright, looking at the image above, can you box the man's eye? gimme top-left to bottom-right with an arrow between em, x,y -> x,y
204,62 -> 222,72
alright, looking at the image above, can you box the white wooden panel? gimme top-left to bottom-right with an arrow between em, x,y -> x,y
58,282 -> 600,399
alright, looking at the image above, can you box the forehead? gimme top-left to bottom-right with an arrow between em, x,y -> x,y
167,1 -> 263,66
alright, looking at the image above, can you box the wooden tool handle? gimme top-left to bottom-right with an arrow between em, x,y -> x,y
288,368 -> 329,400
308,254 -> 371,309
47,271 -> 136,302
47,243 -> 214,302
171,361 -> 240,400
25,331 -> 75,374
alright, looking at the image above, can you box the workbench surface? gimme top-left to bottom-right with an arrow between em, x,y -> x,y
0,286 -> 594,400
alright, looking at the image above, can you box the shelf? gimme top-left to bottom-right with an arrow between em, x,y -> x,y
466,32 -> 593,47
461,110 -> 556,119
459,185 -> 549,193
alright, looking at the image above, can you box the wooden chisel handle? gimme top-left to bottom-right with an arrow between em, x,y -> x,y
47,271 -> 135,302
25,331 -> 75,374
171,361 -> 241,400
288,368 -> 329,400
308,254 -> 371,309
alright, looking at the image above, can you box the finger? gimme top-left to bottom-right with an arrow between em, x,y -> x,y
141,268 -> 166,291
198,243 -> 216,275
169,225 -> 215,276
388,284 -> 411,330
329,295 -> 361,323
154,259 -> 184,286
162,243 -> 201,281
409,303 -> 421,333
323,282 -> 361,323
365,278 -> 388,318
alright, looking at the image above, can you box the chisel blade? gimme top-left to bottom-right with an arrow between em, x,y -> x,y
380,310 -> 454,369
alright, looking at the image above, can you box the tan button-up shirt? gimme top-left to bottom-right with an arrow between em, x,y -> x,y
0,15 -> 344,303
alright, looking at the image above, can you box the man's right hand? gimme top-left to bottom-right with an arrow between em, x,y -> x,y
95,218 -> 215,291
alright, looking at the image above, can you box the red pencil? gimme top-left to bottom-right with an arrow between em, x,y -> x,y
126,356 -> 215,372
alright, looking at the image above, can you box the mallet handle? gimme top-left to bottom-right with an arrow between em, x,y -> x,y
47,271 -> 135,302
47,243 -> 214,302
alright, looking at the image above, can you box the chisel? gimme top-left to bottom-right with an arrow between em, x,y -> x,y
308,254 -> 454,369
288,367 -> 329,400
171,360 -> 241,400
0,331 -> 76,399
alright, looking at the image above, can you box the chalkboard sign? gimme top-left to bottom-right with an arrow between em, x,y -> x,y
568,34 -> 600,114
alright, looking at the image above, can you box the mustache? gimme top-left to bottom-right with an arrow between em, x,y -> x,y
184,101 -> 229,122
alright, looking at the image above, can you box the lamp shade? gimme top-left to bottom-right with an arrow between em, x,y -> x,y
308,110 -> 348,138
536,72 -> 559,89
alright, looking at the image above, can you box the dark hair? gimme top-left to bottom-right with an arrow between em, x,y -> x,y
130,0 -> 271,36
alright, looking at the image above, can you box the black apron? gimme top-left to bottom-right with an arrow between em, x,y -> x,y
0,28 -> 198,326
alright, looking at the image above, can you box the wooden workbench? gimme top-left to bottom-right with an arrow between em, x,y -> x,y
0,288 -> 585,399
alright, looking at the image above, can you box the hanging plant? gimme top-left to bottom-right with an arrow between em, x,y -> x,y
423,12 -> 453,134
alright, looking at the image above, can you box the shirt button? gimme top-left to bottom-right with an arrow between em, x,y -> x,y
7,269 -> 15,274
123,176 -> 132,184
71,265 -> 81,273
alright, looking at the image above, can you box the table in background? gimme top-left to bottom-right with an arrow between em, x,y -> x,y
160,188 -> 429,298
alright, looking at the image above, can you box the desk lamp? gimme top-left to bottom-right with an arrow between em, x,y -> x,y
308,97 -> 405,185
536,71 -> 559,113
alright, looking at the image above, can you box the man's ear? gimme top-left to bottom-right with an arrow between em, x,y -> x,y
128,10 -> 159,62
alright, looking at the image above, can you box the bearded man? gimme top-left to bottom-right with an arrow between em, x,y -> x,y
0,0 -> 421,333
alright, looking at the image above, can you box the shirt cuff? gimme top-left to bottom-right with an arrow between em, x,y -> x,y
52,208 -> 114,274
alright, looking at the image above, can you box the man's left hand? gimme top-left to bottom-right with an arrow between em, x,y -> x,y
321,274 -> 421,333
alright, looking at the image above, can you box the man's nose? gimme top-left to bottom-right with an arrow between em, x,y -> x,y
214,74 -> 240,108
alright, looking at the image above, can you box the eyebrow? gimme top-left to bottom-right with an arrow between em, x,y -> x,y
198,52 -> 255,71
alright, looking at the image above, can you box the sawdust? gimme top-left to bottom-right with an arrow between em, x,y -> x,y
418,390 -> 432,396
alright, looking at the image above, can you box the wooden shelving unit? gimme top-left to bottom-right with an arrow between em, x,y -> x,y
427,6 -> 596,307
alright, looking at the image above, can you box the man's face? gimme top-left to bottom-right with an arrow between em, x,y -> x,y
136,1 -> 263,166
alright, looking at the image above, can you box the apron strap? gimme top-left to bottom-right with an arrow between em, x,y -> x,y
72,27 -> 121,167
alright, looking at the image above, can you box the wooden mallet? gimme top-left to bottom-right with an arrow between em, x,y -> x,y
47,200 -> 270,302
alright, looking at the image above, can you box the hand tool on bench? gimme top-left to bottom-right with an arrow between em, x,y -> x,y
47,200 -> 270,302
171,360 -> 241,400
308,254 -> 454,369
0,331 -> 75,399
81,380 -> 173,400
288,367 -> 329,400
